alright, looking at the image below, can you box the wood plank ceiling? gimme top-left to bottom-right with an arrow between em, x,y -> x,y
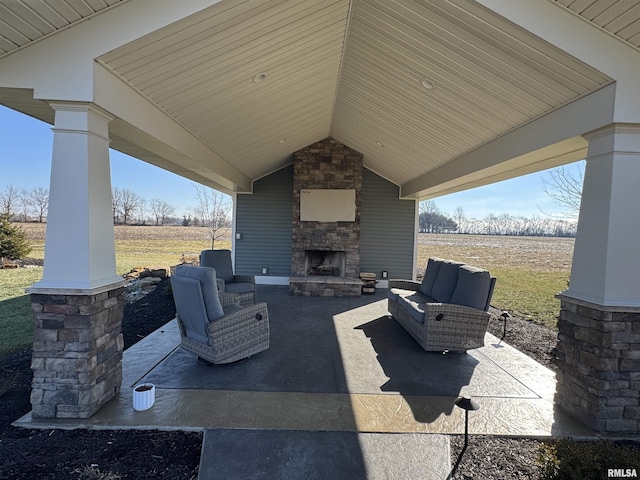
2,0 -> 632,194
0,0 -> 123,57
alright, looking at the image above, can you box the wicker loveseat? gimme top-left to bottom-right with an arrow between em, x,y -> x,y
388,258 -> 496,352
170,264 -> 269,365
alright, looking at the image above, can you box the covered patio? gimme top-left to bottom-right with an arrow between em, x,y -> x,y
15,285 -> 593,477
1,0 -> 639,437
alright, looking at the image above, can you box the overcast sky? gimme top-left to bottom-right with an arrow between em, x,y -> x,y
1,105 -> 582,220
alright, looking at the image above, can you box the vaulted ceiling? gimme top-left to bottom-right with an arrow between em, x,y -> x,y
1,0 -> 639,198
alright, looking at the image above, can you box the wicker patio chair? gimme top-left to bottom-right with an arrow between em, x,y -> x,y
170,264 -> 269,365
200,249 -> 256,306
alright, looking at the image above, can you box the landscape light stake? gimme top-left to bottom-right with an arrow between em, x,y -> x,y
455,396 -> 479,449
500,311 -> 510,340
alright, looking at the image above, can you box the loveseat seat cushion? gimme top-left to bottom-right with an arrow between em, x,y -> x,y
398,291 -> 433,324
431,260 -> 464,303
398,295 -> 425,323
419,257 -> 442,297
450,265 -> 492,311
388,287 -> 419,303
174,264 -> 225,321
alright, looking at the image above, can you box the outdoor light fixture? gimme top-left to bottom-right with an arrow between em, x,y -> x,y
455,396 -> 479,449
420,78 -> 435,90
252,72 -> 267,83
381,270 -> 388,279
262,267 -> 269,275
500,311 -> 510,339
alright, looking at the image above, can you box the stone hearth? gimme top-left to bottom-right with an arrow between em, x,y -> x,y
290,138 -> 363,297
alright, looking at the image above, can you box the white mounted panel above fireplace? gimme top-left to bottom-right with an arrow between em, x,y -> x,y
300,189 -> 355,222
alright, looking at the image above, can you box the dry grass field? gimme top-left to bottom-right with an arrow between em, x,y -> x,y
16,223 -> 232,274
418,233 -> 574,327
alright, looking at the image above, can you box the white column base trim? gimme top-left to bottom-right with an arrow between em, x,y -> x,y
27,275 -> 126,295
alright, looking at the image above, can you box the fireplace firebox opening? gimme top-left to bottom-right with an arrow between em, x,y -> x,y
305,250 -> 346,277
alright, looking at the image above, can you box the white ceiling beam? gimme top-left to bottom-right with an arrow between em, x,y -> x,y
401,83 -> 616,199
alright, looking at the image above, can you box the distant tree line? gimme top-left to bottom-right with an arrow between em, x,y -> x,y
0,183 -> 232,245
419,200 -> 577,237
0,185 -> 49,223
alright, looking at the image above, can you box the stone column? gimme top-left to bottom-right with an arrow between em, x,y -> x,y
27,102 -> 126,419
556,124 -> 640,433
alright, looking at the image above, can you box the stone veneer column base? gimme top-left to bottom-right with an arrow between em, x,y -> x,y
29,286 -> 125,419
556,294 -> 640,434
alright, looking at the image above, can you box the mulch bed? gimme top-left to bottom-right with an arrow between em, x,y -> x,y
0,281 -> 566,479
0,278 -> 202,480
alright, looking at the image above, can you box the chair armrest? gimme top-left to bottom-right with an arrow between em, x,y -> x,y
207,302 -> 269,334
219,292 -> 239,307
388,279 -> 420,291
216,278 -> 226,292
233,275 -> 255,285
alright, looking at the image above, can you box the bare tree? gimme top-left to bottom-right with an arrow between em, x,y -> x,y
17,189 -> 30,222
112,187 -> 124,224
0,185 -> 20,217
542,162 -> 584,219
137,197 -> 148,224
191,183 -> 231,249
150,198 -> 176,226
120,188 -> 141,225
452,206 -> 465,233
30,187 -> 49,223
420,199 -> 439,216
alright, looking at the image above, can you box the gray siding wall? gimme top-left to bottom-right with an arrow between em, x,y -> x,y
235,165 -> 415,281
235,164 -> 293,277
360,169 -> 416,279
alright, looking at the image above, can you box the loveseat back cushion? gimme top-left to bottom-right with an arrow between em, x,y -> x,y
170,275 -> 210,345
431,260 -> 464,303
419,257 -> 442,297
174,264 -> 225,321
200,249 -> 234,283
450,265 -> 492,311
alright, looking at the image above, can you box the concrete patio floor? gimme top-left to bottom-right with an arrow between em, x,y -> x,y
15,285 -> 596,478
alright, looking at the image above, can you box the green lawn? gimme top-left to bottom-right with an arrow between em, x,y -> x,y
0,268 -> 44,355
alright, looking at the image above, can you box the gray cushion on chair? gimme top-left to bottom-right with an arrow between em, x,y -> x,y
419,257 -> 442,297
224,282 -> 255,294
451,265 -> 492,311
170,275 -> 210,345
173,265 -> 224,321
431,260 -> 464,303
200,249 -> 234,283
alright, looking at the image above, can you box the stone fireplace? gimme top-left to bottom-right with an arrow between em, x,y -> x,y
305,250 -> 346,277
289,138 -> 363,297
